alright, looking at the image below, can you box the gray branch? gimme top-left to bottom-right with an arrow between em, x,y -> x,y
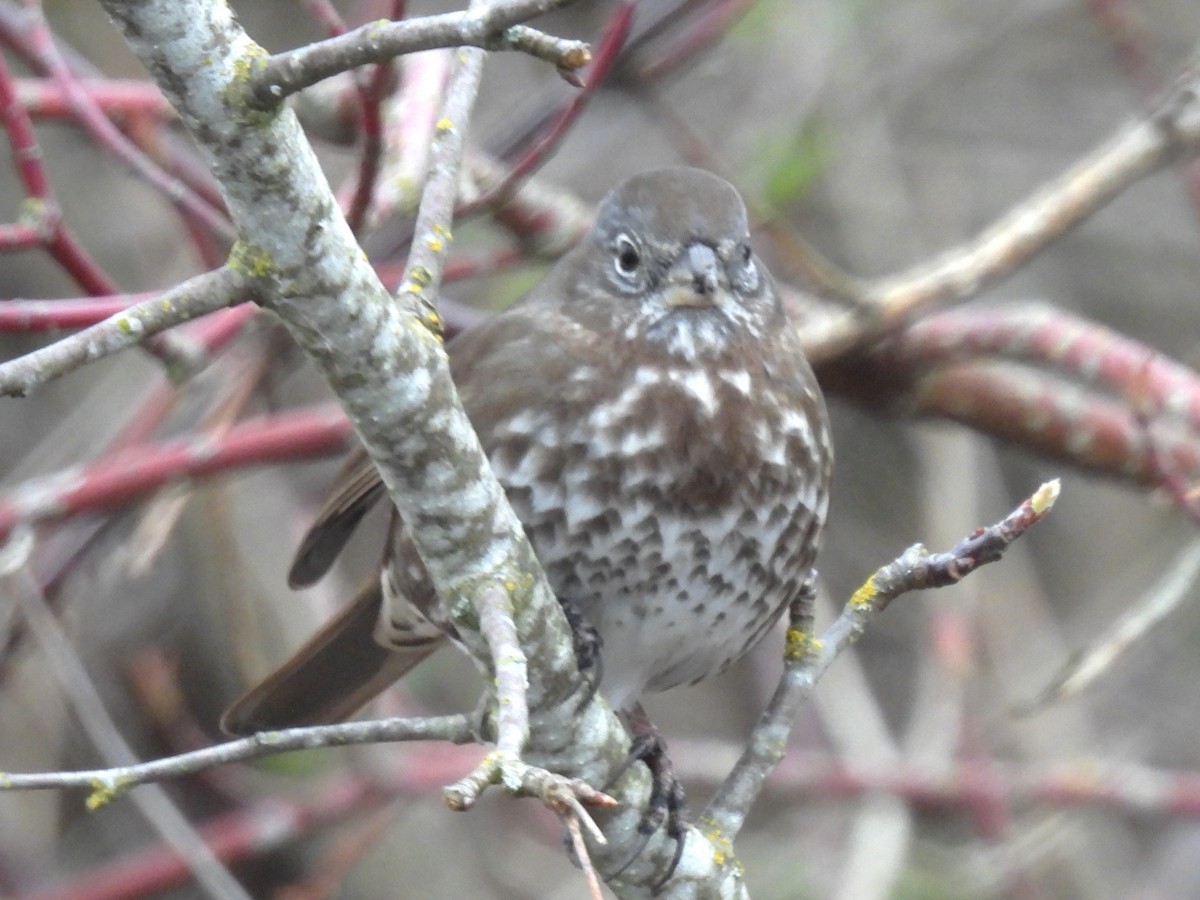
0,714 -> 474,797
0,265 -> 248,397
249,3 -> 589,109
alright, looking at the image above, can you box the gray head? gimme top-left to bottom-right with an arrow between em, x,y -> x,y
568,168 -> 781,361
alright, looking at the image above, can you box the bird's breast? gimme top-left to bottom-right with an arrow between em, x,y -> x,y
486,355 -> 831,709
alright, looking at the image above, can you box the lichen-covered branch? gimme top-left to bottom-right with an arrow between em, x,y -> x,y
704,481 -> 1060,842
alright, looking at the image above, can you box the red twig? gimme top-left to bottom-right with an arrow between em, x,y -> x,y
767,750 -> 1200,820
0,47 -> 115,294
16,5 -> 232,244
910,361 -> 1200,484
16,77 -> 174,120
634,0 -> 756,82
886,306 -> 1200,434
0,404 -> 352,542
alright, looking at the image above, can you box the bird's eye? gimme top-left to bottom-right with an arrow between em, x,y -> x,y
742,243 -> 753,265
614,234 -> 641,278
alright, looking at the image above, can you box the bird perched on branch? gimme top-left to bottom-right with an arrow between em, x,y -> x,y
223,166 -> 833,867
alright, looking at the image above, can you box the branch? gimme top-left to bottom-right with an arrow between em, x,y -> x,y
799,59 -> 1200,363
881,306 -> 1200,433
0,293 -> 156,331
16,3 -> 234,243
0,266 -> 249,397
10,563 -> 252,900
703,480 -> 1061,842
0,46 -> 117,295
0,403 -> 351,542
249,4 -> 590,110
820,305 -> 1200,488
1018,537 -> 1200,714
0,715 -> 473,801
15,77 -> 175,120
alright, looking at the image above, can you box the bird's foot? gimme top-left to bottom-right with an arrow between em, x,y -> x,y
606,706 -> 688,891
562,604 -> 604,712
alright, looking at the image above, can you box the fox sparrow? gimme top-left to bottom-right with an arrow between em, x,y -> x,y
222,168 -> 834,751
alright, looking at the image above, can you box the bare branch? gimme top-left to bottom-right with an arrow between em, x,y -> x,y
9,564 -> 253,900
800,61 -> 1200,362
0,266 -> 249,397
250,5 -> 590,110
0,713 -> 474,799
704,481 -> 1061,842
820,305 -> 1200,489
1019,537 -> 1200,714
0,403 -> 350,542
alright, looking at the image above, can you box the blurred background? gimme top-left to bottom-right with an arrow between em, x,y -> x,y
2,0 -> 1200,897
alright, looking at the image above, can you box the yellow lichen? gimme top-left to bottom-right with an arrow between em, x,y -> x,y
784,627 -> 814,662
228,241 -> 276,279
849,574 -> 881,609
86,776 -> 130,810
697,816 -> 736,868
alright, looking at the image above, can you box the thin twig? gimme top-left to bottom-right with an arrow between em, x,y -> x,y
19,3 -> 234,243
0,45 -> 116,295
9,562 -> 254,900
469,1 -> 633,208
392,25 -> 487,328
0,714 -> 474,799
1017,537 -> 1200,714
479,581 -> 530,765
0,266 -> 249,397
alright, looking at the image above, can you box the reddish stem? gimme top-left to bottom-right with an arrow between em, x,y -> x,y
16,77 -> 173,120
0,404 -> 352,542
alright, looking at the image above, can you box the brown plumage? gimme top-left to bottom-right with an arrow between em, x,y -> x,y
222,168 -> 833,735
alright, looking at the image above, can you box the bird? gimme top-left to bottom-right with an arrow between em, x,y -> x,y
222,167 -> 833,761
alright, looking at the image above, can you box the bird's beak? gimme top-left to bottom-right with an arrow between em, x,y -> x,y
665,243 -> 723,308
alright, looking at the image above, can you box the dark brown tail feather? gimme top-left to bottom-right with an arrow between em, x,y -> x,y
221,579 -> 443,735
